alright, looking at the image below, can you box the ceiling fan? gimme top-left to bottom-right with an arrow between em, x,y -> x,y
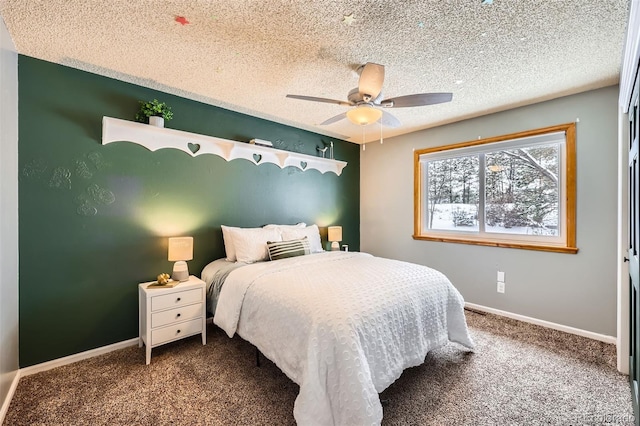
286,63 -> 453,128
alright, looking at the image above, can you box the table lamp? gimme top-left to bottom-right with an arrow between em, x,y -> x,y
168,236 -> 193,282
328,226 -> 342,251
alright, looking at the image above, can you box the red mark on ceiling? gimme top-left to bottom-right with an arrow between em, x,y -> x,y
175,16 -> 189,25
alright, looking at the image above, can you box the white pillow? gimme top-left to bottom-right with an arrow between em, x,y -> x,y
281,224 -> 323,253
221,225 -> 241,262
230,227 -> 282,263
263,222 -> 306,230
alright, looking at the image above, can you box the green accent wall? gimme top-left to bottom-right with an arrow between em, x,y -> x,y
18,56 -> 360,367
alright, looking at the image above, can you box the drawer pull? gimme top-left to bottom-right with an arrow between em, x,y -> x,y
177,313 -> 181,317
177,329 -> 181,334
177,297 -> 181,302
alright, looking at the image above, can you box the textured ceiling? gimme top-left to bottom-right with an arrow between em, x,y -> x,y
0,0 -> 630,143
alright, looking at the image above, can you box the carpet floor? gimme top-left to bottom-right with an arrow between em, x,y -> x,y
4,311 -> 634,425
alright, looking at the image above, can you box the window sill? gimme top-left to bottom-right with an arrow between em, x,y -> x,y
412,234 -> 579,254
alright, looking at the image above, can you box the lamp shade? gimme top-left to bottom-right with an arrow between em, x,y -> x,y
346,105 -> 383,126
168,237 -> 193,261
328,226 -> 342,242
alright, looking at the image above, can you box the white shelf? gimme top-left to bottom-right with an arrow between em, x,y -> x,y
102,117 -> 347,176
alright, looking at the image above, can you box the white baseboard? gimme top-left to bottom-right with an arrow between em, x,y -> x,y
465,302 -> 617,344
20,338 -> 139,377
0,370 -> 21,425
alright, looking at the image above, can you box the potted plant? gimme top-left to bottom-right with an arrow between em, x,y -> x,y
135,99 -> 174,127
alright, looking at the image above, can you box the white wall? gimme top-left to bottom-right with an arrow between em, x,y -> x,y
361,86 -> 619,336
0,15 -> 19,419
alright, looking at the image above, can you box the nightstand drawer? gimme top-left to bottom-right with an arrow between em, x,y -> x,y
151,288 -> 201,312
151,318 -> 202,346
151,303 -> 203,328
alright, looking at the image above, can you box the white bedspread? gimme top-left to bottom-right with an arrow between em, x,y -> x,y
214,251 -> 474,426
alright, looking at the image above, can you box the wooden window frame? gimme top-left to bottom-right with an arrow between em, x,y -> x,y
413,123 -> 578,254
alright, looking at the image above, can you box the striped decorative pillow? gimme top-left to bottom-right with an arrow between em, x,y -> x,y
267,237 -> 311,261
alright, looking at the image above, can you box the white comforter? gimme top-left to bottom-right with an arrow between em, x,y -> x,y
214,251 -> 474,426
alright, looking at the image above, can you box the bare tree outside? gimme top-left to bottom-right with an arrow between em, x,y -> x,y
427,156 -> 479,231
486,144 -> 559,235
426,143 -> 559,236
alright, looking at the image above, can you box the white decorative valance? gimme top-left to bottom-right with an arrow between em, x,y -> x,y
101,117 -> 347,176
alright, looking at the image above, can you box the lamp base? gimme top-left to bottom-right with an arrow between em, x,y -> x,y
172,260 -> 189,282
330,241 -> 340,251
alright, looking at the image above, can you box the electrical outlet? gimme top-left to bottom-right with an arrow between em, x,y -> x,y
497,281 -> 505,293
497,271 -> 505,282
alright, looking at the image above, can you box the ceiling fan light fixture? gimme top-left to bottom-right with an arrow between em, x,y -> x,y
286,63 -> 453,130
346,105 -> 383,126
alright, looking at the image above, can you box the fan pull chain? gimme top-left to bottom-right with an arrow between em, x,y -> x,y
362,126 -> 366,151
380,122 -> 383,144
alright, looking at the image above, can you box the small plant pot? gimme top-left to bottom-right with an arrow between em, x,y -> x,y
148,116 -> 164,127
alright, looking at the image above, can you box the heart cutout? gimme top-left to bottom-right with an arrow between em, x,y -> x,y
188,143 -> 200,154
253,153 -> 262,163
300,161 -> 308,170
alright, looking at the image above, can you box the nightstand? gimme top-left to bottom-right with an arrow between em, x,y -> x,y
138,275 -> 206,364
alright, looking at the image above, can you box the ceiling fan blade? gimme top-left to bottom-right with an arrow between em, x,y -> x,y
286,94 -> 352,106
379,110 -> 401,128
358,63 -> 385,100
381,92 -> 453,108
320,112 -> 348,126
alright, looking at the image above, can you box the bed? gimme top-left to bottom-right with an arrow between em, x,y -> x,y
202,228 -> 474,425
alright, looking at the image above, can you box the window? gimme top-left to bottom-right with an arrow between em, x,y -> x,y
413,123 -> 577,253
